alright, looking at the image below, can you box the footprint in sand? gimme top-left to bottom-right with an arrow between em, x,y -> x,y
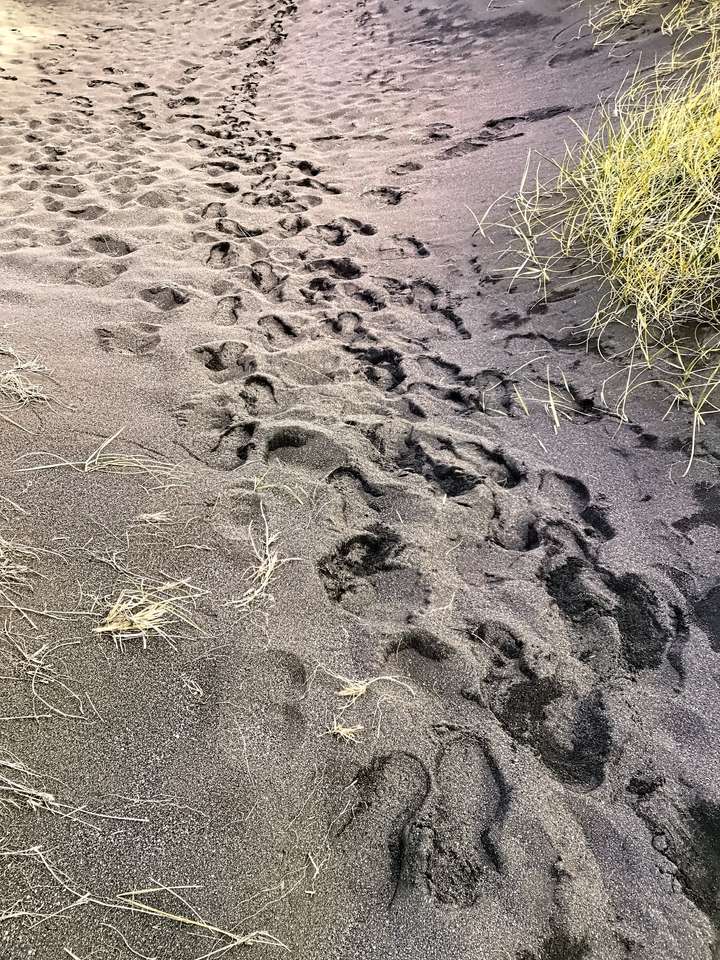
394,735 -> 508,908
139,285 -> 190,310
95,321 -> 161,356
338,752 -> 431,903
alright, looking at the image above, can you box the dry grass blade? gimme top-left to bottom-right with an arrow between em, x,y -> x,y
0,536 -> 65,627
235,469 -> 306,505
16,429 -> 183,489
1,621 -> 86,721
0,846 -> 288,958
0,536 -> 43,600
0,755 -> 62,817
325,716 -> 364,743
226,504 -> 297,612
315,664 -> 416,707
0,756 -> 143,829
93,579 -> 204,650
0,343 -> 57,431
132,511 -> 180,528
312,666 -> 415,744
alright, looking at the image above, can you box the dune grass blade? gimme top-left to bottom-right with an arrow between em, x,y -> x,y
226,504 -> 296,612
0,537 -> 63,626
1,622 -> 86,722
0,846 -> 287,958
16,429 -> 183,489
0,344 -> 56,430
0,537 -> 42,600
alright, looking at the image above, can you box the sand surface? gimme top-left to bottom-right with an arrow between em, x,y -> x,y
0,0 -> 718,958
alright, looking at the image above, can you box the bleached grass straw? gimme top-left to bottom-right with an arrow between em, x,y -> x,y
0,343 -> 58,431
93,579 -> 205,650
16,429 -> 183,489
313,664 -> 416,707
0,846 -> 287,958
226,503 -> 298,612
1,622 -> 86,722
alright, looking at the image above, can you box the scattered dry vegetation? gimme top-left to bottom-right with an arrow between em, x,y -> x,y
0,623 -> 88,722
226,504 -> 297,613
0,343 -> 57,432
312,665 -> 416,743
0,846 -> 287,958
92,568 -> 205,651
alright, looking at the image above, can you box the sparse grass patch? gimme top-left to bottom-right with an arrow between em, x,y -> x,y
316,665 -> 416,706
0,343 -> 56,431
0,755 -> 142,828
0,536 -> 68,628
312,665 -> 416,743
234,468 -> 306,505
325,716 -> 364,743
0,846 -> 287,957
0,536 -> 44,603
1,622 -> 87,721
495,70 -> 720,461
0,754 -> 63,817
226,504 -> 297,613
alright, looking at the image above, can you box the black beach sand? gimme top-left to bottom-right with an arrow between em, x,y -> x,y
0,1 -> 718,958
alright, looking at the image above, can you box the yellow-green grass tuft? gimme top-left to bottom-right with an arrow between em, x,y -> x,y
588,0 -> 720,41
499,71 -> 720,454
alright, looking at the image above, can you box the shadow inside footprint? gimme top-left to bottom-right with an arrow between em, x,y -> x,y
496,678 -> 611,791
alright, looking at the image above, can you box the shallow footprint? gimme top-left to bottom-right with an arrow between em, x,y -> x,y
339,752 -> 430,904
398,735 -> 508,907
139,285 -> 190,310
95,321 -> 160,356
87,233 -> 135,256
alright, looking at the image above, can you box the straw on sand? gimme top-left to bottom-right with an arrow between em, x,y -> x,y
93,578 -> 205,650
16,429 -> 183,489
226,504 -> 297,612
0,846 -> 287,959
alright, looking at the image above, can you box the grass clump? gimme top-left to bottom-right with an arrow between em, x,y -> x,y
588,0 -> 720,41
500,70 -> 720,456
0,344 -> 56,432
93,579 -> 204,650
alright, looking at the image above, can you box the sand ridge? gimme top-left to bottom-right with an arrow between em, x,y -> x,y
0,0 -> 718,958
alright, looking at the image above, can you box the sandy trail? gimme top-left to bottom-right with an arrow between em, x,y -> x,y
0,0 -> 718,958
